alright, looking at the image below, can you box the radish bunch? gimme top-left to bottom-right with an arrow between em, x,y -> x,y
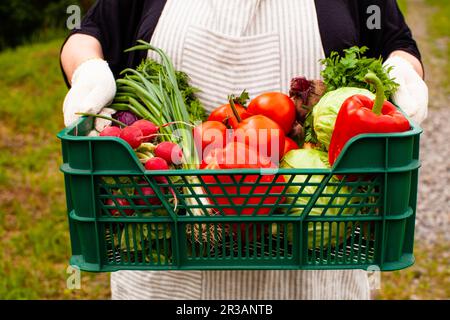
100,119 -> 184,213
100,120 -> 184,164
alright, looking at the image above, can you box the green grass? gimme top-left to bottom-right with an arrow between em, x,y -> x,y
378,241 -> 450,300
0,40 -> 109,299
398,0 -> 408,15
425,0 -> 450,90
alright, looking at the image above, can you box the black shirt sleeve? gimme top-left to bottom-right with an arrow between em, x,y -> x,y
61,0 -> 166,87
359,0 -> 422,62
315,0 -> 421,63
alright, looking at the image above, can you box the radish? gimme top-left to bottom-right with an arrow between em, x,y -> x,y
145,157 -> 170,171
144,157 -> 178,210
145,157 -> 170,184
120,126 -> 144,149
155,142 -> 183,165
134,184 -> 164,206
105,198 -> 134,216
131,120 -> 159,142
100,126 -> 122,137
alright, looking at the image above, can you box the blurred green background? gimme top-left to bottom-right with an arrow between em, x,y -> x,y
0,0 -> 448,299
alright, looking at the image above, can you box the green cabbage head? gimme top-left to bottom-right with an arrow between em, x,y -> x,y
313,87 -> 374,150
277,149 -> 360,249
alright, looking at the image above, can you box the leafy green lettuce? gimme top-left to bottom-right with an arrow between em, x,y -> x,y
312,87 -> 374,150
278,149 -> 360,248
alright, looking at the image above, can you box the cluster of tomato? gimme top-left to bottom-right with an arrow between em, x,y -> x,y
194,92 -> 299,168
193,92 -> 298,230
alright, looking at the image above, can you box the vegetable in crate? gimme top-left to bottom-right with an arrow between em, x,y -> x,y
278,149 -> 359,248
113,111 -> 139,126
328,72 -> 410,166
233,114 -> 286,163
203,142 -> 286,241
118,41 -> 211,214
105,198 -> 134,217
247,92 -> 296,134
208,91 -> 252,128
290,77 -> 327,121
288,76 -> 327,146
120,223 -> 171,264
193,121 -> 227,158
312,87 -> 374,150
100,126 -> 122,137
283,137 -> 300,156
227,96 -> 286,162
112,57 -> 207,125
203,142 -> 286,216
320,46 -> 399,99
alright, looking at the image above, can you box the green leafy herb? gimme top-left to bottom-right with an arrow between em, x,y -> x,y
320,46 -> 399,99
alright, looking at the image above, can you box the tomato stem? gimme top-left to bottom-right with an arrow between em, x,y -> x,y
228,95 -> 242,123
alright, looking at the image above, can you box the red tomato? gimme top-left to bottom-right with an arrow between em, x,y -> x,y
202,144 -> 285,213
193,121 -> 228,160
283,137 -> 300,156
233,115 -> 285,163
247,92 -> 296,134
208,103 -> 253,128
200,147 -> 222,169
202,142 -> 286,240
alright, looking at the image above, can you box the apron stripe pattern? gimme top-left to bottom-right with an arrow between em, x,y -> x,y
111,0 -> 370,300
182,26 -> 281,109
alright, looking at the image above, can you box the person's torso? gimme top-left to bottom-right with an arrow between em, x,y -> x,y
148,0 -> 325,113
111,0 -> 370,301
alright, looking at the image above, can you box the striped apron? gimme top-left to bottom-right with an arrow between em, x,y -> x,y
111,0 -> 371,300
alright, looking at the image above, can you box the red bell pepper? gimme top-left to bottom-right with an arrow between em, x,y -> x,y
328,72 -> 410,166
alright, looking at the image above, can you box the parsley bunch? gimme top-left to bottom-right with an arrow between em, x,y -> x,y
320,46 -> 399,99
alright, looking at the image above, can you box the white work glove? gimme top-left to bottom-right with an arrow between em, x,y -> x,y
63,59 -> 117,127
383,56 -> 428,124
94,107 -> 116,132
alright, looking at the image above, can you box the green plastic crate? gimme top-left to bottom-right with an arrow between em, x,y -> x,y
57,116 -> 422,272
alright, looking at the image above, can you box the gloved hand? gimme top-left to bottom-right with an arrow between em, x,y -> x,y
383,56 -> 428,124
63,59 -> 117,127
94,107 -> 117,132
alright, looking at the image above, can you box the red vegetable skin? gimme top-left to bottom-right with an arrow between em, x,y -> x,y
119,126 -> 143,149
208,103 -> 253,129
100,126 -> 122,137
193,121 -> 228,160
145,157 -> 170,171
328,72 -> 410,166
134,183 -> 163,206
144,157 -> 178,209
202,142 -> 285,240
131,120 -> 159,142
155,142 -> 183,166
233,115 -> 285,164
145,157 -> 171,183
105,198 -> 134,216
199,147 -> 222,169
247,92 -> 296,134
203,142 -> 285,216
283,137 -> 300,155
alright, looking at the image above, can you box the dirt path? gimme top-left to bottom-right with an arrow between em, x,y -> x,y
405,0 -> 449,244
